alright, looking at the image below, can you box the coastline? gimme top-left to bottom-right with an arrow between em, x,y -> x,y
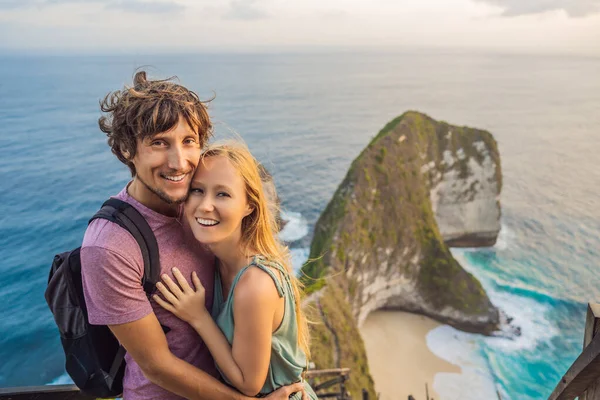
359,310 -> 461,400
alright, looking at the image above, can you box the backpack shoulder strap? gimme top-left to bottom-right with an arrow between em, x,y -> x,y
89,198 -> 160,297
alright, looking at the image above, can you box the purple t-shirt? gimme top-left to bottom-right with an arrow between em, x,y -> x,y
81,187 -> 218,400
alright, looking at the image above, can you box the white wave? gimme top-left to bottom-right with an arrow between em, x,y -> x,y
431,292 -> 556,400
444,246 -> 561,399
494,222 -> 514,251
290,247 -> 310,274
451,249 -> 559,353
485,290 -> 558,353
427,325 -> 500,400
278,210 -> 309,243
48,372 -> 73,385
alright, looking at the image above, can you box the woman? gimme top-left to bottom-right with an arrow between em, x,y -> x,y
153,141 -> 318,400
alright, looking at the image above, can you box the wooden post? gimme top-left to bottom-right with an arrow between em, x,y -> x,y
425,382 -> 430,400
362,388 -> 369,400
582,304 -> 600,400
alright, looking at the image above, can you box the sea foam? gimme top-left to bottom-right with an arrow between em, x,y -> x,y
48,373 -> 72,385
278,210 -> 309,243
427,325 -> 500,399
290,247 -> 310,274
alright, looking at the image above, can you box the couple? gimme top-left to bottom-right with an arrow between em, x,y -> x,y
80,71 -> 318,400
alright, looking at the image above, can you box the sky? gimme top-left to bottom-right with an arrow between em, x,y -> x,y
0,0 -> 599,54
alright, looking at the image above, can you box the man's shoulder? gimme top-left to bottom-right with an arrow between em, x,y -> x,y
82,217 -> 138,251
82,190 -> 142,257
81,190 -> 140,251
80,212 -> 145,284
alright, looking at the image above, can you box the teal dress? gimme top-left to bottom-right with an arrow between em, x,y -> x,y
211,255 -> 318,399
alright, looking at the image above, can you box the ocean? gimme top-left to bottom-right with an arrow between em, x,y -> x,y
1,50 -> 599,399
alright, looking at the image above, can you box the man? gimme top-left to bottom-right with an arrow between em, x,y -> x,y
80,71 -> 304,400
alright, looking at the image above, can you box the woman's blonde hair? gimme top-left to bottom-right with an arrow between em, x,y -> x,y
200,140 -> 310,358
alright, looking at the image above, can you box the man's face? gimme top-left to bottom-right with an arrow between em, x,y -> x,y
131,117 -> 201,207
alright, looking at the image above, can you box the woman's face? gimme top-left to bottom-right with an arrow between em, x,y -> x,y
185,155 -> 253,246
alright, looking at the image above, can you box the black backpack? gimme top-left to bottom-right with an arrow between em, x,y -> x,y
44,198 -> 161,398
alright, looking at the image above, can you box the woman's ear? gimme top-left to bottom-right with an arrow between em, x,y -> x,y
244,204 -> 254,217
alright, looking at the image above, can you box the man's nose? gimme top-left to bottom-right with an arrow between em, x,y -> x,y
167,144 -> 186,171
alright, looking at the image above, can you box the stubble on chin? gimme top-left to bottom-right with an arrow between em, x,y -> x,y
138,175 -> 189,205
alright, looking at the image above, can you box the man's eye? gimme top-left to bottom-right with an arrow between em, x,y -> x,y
151,140 -> 166,146
185,138 -> 198,145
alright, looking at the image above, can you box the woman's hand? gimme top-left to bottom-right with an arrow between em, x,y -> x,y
153,268 -> 208,326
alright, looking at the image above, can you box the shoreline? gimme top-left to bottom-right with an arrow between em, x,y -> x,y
359,310 -> 461,400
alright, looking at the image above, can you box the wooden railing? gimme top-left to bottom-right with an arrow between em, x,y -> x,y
0,368 -> 365,400
305,367 -> 354,399
0,384 -> 91,400
549,303 -> 600,400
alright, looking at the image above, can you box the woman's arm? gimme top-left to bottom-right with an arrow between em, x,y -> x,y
154,268 -> 281,397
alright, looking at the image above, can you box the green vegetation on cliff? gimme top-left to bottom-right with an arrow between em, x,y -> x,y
303,111 -> 499,313
301,111 -> 501,397
305,287 -> 376,399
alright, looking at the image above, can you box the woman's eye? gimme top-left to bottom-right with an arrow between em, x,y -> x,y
191,188 -> 204,194
217,192 -> 230,197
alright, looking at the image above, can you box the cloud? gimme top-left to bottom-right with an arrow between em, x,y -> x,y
473,0 -> 600,17
107,0 -> 184,14
222,0 -> 268,20
0,0 -> 185,14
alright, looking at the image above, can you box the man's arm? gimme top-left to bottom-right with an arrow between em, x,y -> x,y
109,313 -> 245,400
110,315 -> 306,400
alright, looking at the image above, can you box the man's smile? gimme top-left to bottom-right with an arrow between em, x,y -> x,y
161,172 -> 190,183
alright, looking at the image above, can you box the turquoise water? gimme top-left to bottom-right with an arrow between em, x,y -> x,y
1,51 -> 599,398
456,245 -> 586,398
455,217 -> 593,398
441,199 -> 600,398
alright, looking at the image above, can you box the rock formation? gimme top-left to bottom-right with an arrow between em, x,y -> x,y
301,111 -> 503,398
425,126 -> 502,247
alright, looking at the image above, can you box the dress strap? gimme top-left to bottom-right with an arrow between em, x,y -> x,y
230,264 -> 253,289
248,255 -> 287,298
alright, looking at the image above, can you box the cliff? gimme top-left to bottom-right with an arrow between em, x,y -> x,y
425,121 -> 502,247
301,111 -> 502,398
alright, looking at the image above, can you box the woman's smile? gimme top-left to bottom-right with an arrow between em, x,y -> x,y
196,217 -> 220,227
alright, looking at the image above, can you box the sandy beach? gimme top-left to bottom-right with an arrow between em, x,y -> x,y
359,311 -> 461,400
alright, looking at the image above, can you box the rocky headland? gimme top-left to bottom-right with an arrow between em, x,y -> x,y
301,111 -> 506,398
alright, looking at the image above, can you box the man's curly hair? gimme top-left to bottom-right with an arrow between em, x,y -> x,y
99,71 -> 213,176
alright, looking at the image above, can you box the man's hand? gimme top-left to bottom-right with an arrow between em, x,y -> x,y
264,382 -> 307,400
